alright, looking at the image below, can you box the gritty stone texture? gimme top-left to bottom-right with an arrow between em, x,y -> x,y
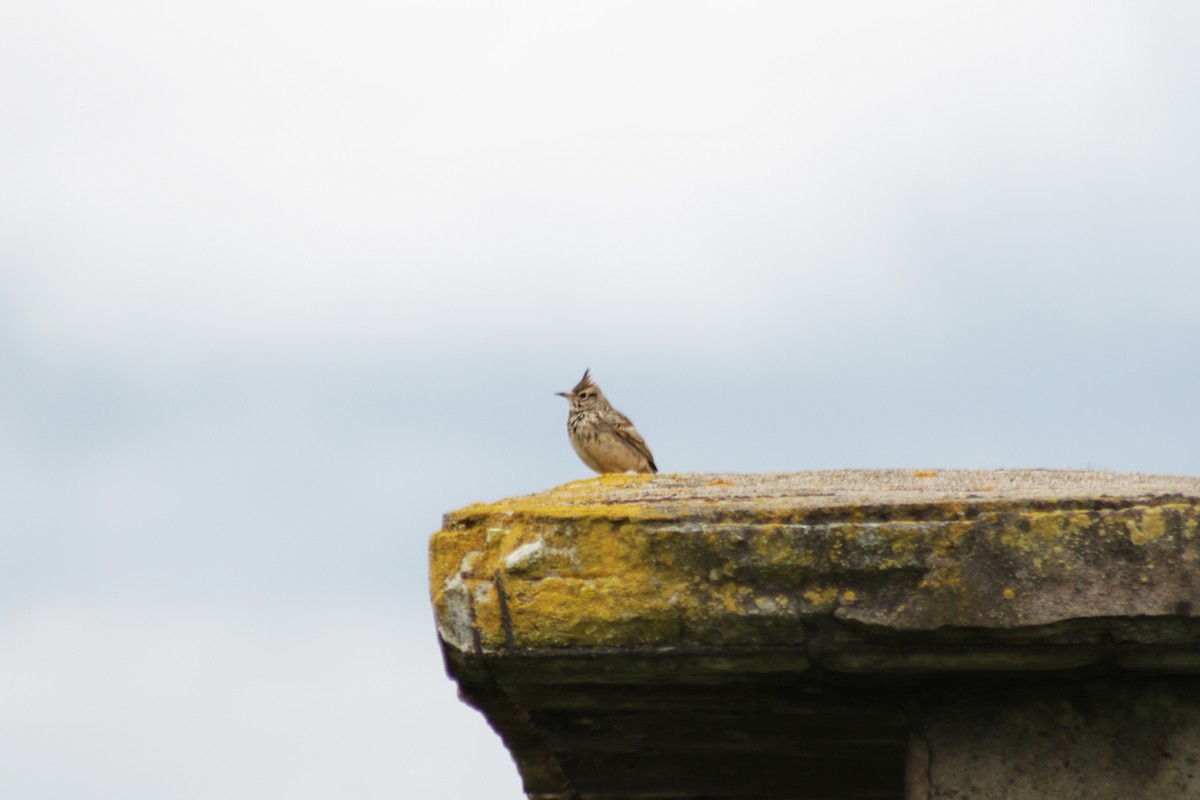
429,470 -> 1200,799
433,470 -> 1200,663
926,680 -> 1200,799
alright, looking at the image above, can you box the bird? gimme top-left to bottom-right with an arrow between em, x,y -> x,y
556,369 -> 658,474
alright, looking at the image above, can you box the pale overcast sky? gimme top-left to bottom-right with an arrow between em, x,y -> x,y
3,2 -> 1199,798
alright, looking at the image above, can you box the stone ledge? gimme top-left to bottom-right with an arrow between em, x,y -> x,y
432,470 -> 1200,667
428,470 -> 1200,799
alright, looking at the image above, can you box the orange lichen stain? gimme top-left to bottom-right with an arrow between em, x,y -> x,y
706,478 -> 734,487
711,584 -> 751,613
470,583 -> 507,647
971,485 -> 997,492
506,574 -> 686,647
803,587 -> 839,607
913,471 -> 938,479
595,472 -> 656,489
842,590 -> 858,603
751,524 -> 816,567
919,562 -> 963,590
1002,587 -> 1016,600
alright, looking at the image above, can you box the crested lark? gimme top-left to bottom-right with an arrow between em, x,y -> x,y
556,369 -> 658,474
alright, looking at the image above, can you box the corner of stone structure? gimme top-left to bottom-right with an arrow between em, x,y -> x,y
429,470 -> 1200,799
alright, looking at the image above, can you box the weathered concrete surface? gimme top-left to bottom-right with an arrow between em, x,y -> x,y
429,470 -> 1200,799
923,680 -> 1200,799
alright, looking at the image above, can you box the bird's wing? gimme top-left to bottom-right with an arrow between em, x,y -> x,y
600,410 -> 658,473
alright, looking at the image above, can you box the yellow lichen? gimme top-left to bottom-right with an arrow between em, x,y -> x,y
804,587 -> 839,607
431,482 -> 1200,656
1127,507 -> 1166,546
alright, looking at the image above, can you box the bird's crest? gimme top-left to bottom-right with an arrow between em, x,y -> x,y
570,368 -> 595,395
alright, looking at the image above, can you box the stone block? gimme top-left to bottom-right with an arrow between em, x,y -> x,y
429,470 -> 1200,799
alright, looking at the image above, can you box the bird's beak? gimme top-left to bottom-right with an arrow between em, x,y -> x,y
555,391 -> 569,398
